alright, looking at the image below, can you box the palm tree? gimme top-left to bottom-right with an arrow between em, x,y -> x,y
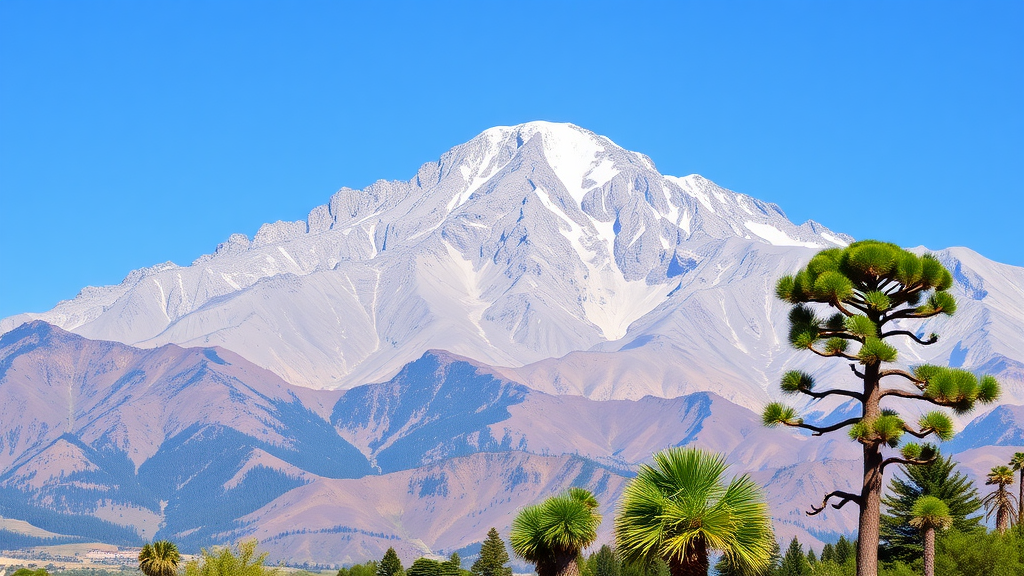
510,487 -> 602,576
614,447 -> 774,576
909,496 -> 951,576
1010,452 -> 1024,526
139,541 -> 181,576
982,465 -> 1018,534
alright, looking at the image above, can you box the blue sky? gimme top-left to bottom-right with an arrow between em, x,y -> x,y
1,1 -> 1021,318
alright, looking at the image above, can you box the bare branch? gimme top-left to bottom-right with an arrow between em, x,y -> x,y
781,417 -> 862,437
881,455 -> 937,472
885,308 -> 944,322
808,345 -> 859,361
849,364 -> 865,380
880,388 -> 926,401
808,490 -> 863,516
799,387 -> 864,402
879,369 -> 925,385
879,330 -> 938,346
902,422 -> 931,439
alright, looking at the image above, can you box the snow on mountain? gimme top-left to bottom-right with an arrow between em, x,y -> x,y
0,123 -> 853,400
2,122 -> 1020,412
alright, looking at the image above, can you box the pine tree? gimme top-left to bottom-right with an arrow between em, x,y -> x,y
471,528 -> 512,576
379,548 -> 404,576
408,559 -> 441,576
879,450 -> 982,563
777,538 -> 809,576
440,554 -> 461,576
819,543 -> 835,564
805,548 -> 816,566
592,546 -> 619,576
832,537 -> 853,567
763,241 -> 1000,576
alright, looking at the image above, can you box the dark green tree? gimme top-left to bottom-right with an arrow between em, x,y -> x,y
806,549 -> 817,566
762,241 -> 1001,576
592,545 -> 620,576
407,559 -> 441,576
378,548 -> 404,576
777,538 -> 809,576
832,537 -> 853,567
819,543 -> 835,564
879,450 -> 982,562
934,528 -> 1024,575
510,487 -> 602,576
440,554 -> 462,576
471,528 -> 512,576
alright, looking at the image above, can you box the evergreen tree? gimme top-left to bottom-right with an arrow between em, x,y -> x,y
806,549 -> 817,566
832,537 -> 853,567
819,543 -> 835,564
879,451 -> 982,563
592,545 -> 619,576
777,538 -> 809,576
440,554 -> 461,576
471,528 -> 512,576
763,241 -> 1000,576
378,548 -> 404,576
407,559 -> 441,576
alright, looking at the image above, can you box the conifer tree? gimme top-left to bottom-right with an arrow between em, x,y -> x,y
379,548 -> 404,576
777,538 -> 809,576
763,241 -> 1001,576
879,450 -> 981,563
592,546 -> 619,576
440,554 -> 461,576
819,543 -> 834,564
805,548 -> 816,566
832,537 -> 853,567
471,528 -> 512,576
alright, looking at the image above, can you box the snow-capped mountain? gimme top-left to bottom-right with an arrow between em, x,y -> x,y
1,123 -> 859,403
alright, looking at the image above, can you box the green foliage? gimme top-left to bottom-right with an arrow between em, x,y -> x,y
872,414 -> 905,447
338,561 -> 378,576
763,403 -> 800,427
776,275 -> 797,302
978,375 -> 1000,403
823,338 -> 848,354
788,305 -> 821,349
777,538 -> 810,576
843,315 -> 875,338
615,447 -> 774,575
862,291 -> 890,312
590,546 -> 619,576
780,371 -> 814,394
139,541 -> 181,576
812,271 -> 854,302
440,553 -> 461,576
857,338 -> 897,364
909,496 -> 952,531
378,548 -> 404,576
11,570 -> 50,576
880,453 -> 983,563
832,536 -> 854,566
898,442 -> 936,462
933,528 -> 1024,576
510,488 -> 601,574
918,367 -> 1001,414
917,291 -> 957,316
406,559 -> 441,576
184,540 -> 277,576
918,412 -> 954,441
471,528 -> 511,576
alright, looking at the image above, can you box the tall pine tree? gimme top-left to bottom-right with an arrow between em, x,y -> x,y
471,528 -> 512,576
880,451 -> 982,563
777,538 -> 810,576
763,241 -> 1000,576
378,548 -> 404,576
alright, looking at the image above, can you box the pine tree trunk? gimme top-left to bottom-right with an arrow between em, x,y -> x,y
856,362 -> 883,576
667,540 -> 708,576
923,527 -> 935,576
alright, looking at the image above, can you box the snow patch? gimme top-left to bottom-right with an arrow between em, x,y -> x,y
744,222 -> 823,248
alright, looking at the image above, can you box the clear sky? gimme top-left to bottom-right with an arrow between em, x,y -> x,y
1,1 -> 1021,318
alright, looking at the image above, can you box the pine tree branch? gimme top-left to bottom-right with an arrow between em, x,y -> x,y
849,364 -> 866,380
879,389 -> 926,401
901,422 -> 931,439
808,345 -> 859,361
885,308 -> 944,322
878,369 -> 926,385
818,330 -> 864,342
781,417 -> 862,437
879,330 -> 938,345
808,490 -> 863,516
